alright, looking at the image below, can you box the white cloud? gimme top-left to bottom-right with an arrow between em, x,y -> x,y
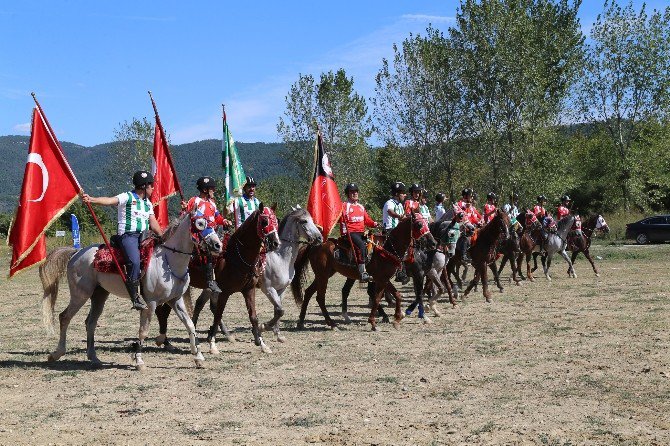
401,14 -> 456,24
12,122 -> 30,133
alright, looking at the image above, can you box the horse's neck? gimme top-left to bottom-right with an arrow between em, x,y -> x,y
386,222 -> 411,254
275,222 -> 301,263
234,220 -> 263,261
557,217 -> 574,237
161,218 -> 193,274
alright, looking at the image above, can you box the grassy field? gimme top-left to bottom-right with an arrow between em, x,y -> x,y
0,243 -> 668,445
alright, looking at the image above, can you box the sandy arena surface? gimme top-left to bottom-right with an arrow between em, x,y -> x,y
0,243 -> 669,445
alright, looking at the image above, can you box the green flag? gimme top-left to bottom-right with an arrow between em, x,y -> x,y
222,107 -> 246,204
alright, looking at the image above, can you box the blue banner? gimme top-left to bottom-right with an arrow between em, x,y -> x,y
71,214 -> 80,248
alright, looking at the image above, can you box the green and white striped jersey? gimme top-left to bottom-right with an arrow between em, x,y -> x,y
115,191 -> 154,235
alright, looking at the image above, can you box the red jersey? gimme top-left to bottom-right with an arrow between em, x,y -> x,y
533,205 -> 547,218
525,212 -> 538,227
456,199 -> 468,210
483,203 -> 496,223
187,196 -> 226,228
556,205 -> 570,220
463,203 -> 482,225
404,199 -> 419,215
340,201 -> 376,235
571,215 -> 582,231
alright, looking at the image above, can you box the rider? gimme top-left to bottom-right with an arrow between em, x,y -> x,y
382,182 -> 406,233
456,188 -> 472,210
534,195 -> 551,253
443,211 -> 465,256
434,193 -> 446,221
483,192 -> 497,224
418,189 -> 432,222
404,183 -> 421,214
82,171 -> 163,311
183,177 -> 232,293
502,193 -> 520,223
340,183 -> 378,282
227,176 -> 260,229
556,195 -> 571,220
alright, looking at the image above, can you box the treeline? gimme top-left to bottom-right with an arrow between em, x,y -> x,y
275,0 -> 670,218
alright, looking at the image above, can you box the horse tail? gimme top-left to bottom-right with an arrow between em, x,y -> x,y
183,286 -> 195,317
39,247 -> 77,334
291,245 -> 312,307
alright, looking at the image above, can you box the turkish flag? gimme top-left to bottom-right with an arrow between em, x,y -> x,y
307,133 -> 342,238
150,122 -> 178,229
8,108 -> 81,277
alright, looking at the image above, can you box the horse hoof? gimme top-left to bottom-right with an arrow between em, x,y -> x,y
259,323 -> 267,332
432,310 -> 442,318
276,335 -> 286,343
47,354 -> 58,363
136,363 -> 147,372
223,336 -> 236,343
392,321 -> 401,330
371,325 -> 378,332
161,340 -> 177,353
595,273 -> 600,277
498,288 -> 504,293
194,358 -> 206,369
421,317 -> 432,325
342,313 -> 352,324
485,296 -> 491,303
330,325 -> 340,331
296,323 -> 305,331
209,344 -> 220,355
260,343 -> 273,354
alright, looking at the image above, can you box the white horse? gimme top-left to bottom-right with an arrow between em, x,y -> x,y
542,214 -> 577,281
39,213 -> 222,370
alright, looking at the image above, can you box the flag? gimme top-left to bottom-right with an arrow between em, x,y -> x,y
307,132 -> 342,238
7,107 -> 81,277
71,214 -> 80,248
222,109 -> 246,203
151,122 -> 178,229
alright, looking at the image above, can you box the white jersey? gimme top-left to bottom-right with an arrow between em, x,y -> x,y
115,191 -> 154,235
502,203 -> 520,221
228,195 -> 260,228
435,204 -> 445,221
382,198 -> 404,229
419,204 -> 432,222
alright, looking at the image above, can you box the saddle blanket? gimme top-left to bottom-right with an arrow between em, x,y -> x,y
93,238 -> 155,275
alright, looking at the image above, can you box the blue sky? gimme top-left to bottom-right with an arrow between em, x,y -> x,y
1,0 -> 665,146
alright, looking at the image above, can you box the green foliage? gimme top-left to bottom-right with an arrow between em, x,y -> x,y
0,213 -> 12,237
108,117 -> 154,185
257,175 -> 306,217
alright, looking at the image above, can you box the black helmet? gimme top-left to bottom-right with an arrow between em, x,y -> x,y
511,192 -> 519,200
132,170 -> 154,189
461,187 -> 473,197
344,183 -> 359,194
435,193 -> 445,203
487,192 -> 497,201
243,176 -> 257,190
196,176 -> 216,192
561,194 -> 571,202
537,194 -> 547,202
409,183 -> 421,193
391,181 -> 406,194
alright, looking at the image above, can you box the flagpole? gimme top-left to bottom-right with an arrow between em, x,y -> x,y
148,91 -> 184,201
30,92 -> 129,284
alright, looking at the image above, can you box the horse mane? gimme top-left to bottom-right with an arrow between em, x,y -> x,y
161,213 -> 189,241
229,209 -> 261,244
278,208 -> 308,234
556,214 -> 575,232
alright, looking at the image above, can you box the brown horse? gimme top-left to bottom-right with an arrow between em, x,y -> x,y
567,214 -> 610,276
462,209 -> 510,302
495,221 -> 524,284
155,205 -> 280,354
517,211 -> 543,282
291,213 -> 435,331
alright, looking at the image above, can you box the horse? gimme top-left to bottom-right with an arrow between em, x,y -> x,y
461,209 -> 510,302
291,213 -> 435,331
495,221 -> 524,284
567,214 -> 610,276
155,205 -> 280,355
537,215 -> 577,281
517,210 -> 543,282
39,213 -> 222,370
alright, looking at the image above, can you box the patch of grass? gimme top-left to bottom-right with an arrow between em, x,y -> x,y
538,433 -> 575,446
284,414 -> 325,427
470,421 -> 496,436
439,389 -> 461,400
42,370 -> 79,381
219,420 -> 242,429
376,376 -> 398,384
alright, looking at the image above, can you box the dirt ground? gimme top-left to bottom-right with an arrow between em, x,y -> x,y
0,243 -> 668,445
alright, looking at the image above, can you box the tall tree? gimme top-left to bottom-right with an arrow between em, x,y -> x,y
577,0 -> 670,210
108,117 -> 154,186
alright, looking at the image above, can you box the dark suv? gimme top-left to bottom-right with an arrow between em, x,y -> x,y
625,215 -> 670,244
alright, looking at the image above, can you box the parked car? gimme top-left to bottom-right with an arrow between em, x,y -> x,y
625,215 -> 670,244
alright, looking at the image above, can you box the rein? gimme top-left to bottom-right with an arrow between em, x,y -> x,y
162,244 -> 193,256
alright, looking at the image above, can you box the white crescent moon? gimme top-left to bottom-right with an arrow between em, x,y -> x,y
27,153 -> 49,202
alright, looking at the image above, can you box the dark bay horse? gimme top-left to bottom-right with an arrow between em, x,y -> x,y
517,210 -> 542,282
155,205 -> 280,355
291,213 -> 435,331
495,221 -> 523,284
567,214 -> 610,276
462,209 -> 510,302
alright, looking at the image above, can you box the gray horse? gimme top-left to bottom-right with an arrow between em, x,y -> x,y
541,214 -> 577,280
39,213 -> 222,370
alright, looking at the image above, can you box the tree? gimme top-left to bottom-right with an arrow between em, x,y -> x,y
277,69 -> 374,201
576,0 -> 670,210
108,117 -> 154,186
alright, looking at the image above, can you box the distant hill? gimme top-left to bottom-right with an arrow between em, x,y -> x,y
0,135 -> 286,212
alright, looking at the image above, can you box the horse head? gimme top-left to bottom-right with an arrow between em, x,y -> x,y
494,209 -> 511,241
257,203 -> 280,252
189,214 -> 223,255
412,213 -> 436,250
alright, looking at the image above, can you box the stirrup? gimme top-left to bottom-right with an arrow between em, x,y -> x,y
132,296 -> 148,311
207,280 -> 222,293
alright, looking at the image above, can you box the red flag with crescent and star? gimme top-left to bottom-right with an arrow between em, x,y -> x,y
7,107 -> 81,277
150,122 -> 178,229
306,132 -> 342,238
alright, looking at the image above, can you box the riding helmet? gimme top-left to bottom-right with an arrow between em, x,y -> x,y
561,194 -> 571,202
409,183 -> 421,193
537,194 -> 547,202
487,192 -> 497,201
244,176 -> 257,188
435,193 -> 446,203
511,192 -> 519,200
461,187 -> 473,197
196,176 -> 216,192
391,182 -> 406,194
132,170 -> 154,189
344,183 -> 359,194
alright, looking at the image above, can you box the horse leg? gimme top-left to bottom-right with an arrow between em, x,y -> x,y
169,297 -> 205,368
462,269 -> 480,298
132,303 -> 154,371
85,286 -> 109,366
192,288 -> 211,327
543,254 -> 552,281
425,268 -> 443,317
525,253 -> 534,282
261,286 -> 286,343
559,250 -> 577,278
516,253 -> 526,281
314,279 -> 336,329
297,280 -> 317,330
48,290 -> 89,363
208,291 -> 235,342
341,278 -> 356,324
531,252 -> 540,273
368,283 -> 389,323
207,293 -> 230,355
243,287 -> 271,354
490,262 -> 504,293
154,304 -> 177,352
368,281 -> 387,331
583,248 -> 599,277
480,263 -> 492,302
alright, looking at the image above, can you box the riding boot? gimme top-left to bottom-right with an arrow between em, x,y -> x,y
358,264 -> 370,282
205,262 -> 222,293
127,279 -> 148,311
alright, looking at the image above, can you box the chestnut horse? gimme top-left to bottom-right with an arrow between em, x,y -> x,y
517,210 -> 542,282
155,205 -> 280,355
462,209 -> 510,302
291,213 -> 435,331
567,214 -> 610,276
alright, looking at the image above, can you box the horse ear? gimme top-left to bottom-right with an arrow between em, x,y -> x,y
291,206 -> 296,212
259,202 -> 264,212
271,202 -> 277,212
296,204 -> 301,209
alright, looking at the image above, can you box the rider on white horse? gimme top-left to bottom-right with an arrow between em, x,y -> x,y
182,176 -> 232,293
227,176 -> 260,229
82,170 -> 163,311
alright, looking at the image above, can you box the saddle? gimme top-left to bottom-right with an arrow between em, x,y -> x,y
566,230 -> 583,251
93,237 -> 155,276
332,236 -> 374,267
